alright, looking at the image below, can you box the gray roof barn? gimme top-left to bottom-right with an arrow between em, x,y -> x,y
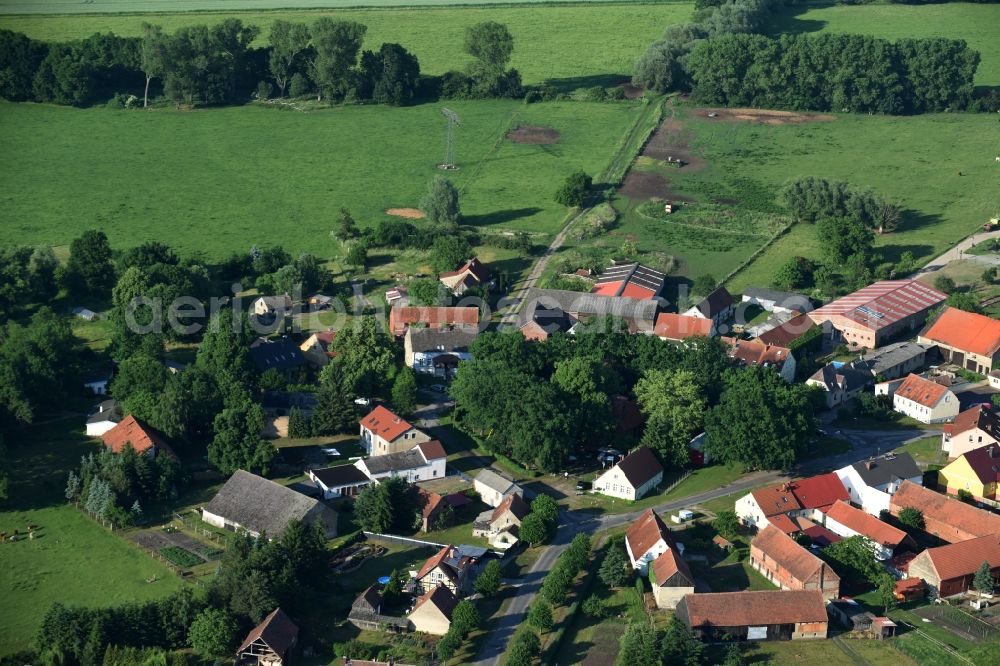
475,469 -> 522,496
858,341 -> 930,377
203,470 -> 338,538
407,327 -> 479,353
516,288 -> 660,333
360,448 -> 430,475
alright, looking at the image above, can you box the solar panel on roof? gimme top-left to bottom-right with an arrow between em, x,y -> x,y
856,305 -> 885,319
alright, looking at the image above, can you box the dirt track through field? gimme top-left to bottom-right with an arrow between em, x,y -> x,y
696,107 -> 836,125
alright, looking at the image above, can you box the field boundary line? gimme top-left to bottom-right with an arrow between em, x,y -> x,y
831,636 -> 871,666
720,220 -> 795,288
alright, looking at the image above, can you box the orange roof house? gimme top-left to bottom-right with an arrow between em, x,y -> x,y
919,306 -> 1000,374
101,415 -> 176,459
389,306 -> 479,336
654,313 -> 714,341
650,546 -> 695,610
943,404 -> 1000,458
677,590 -> 828,641
359,405 -> 431,455
625,508 -> 680,575
749,525 -> 841,600
809,280 -> 946,349
735,474 -> 849,530
721,337 -> 796,382
591,262 -> 666,300
889,480 -> 1000,543
908,534 -> 1000,598
439,258 -> 493,295
824,500 -> 915,559
892,374 -> 959,424
756,313 -> 818,348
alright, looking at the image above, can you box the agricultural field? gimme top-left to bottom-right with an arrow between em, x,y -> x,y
577,104 -> 998,287
0,99 -> 645,259
771,1 -> 1000,86
0,417 -> 184,656
0,2 -> 693,85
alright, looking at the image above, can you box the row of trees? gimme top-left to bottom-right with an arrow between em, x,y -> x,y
688,33 -> 980,114
0,18 -> 523,107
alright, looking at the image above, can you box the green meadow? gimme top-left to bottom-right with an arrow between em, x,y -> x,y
0,2 -> 693,84
0,99 -> 644,258
771,2 -> 1000,86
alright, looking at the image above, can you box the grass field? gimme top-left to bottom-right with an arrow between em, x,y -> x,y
0,99 -> 644,258
771,2 -> 1000,86
0,2 -> 692,84
0,417 -> 183,656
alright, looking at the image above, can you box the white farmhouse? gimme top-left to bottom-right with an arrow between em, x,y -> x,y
359,405 -> 431,455
625,508 -> 685,574
593,446 -> 664,501
85,399 -> 121,437
473,469 -> 524,508
834,452 -> 922,516
354,440 -> 447,484
892,374 -> 960,424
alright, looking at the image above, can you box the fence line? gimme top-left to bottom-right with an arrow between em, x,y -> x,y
363,531 -> 446,549
172,511 -> 228,546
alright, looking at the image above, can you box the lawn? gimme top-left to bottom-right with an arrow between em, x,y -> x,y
0,2 -> 693,85
0,416 -> 184,656
0,99 -> 644,260
898,435 -> 946,468
770,2 -> 1000,86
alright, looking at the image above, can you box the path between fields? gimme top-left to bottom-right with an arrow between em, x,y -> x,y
915,229 -> 1000,274
469,425 -> 925,665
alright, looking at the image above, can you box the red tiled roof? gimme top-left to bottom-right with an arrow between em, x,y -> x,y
767,514 -> 801,534
101,415 -> 176,459
439,258 -> 491,284
752,525 -> 835,585
680,590 -> 827,628
416,439 -> 447,460
721,337 -> 792,369
789,473 -> 850,512
615,446 -> 664,489
800,523 -> 842,548
389,306 -> 479,335
591,262 -> 665,300
956,444 -> 1000,486
654,313 -> 713,340
895,374 -> 950,408
360,405 -> 416,443
417,545 -> 454,581
757,314 -> 817,348
948,404 -> 1000,440
826,500 -> 911,549
626,509 -> 675,561
652,547 -> 694,586
809,280 -> 947,332
921,307 -> 1000,357
919,534 -> 1000,582
415,489 -> 446,520
751,485 -> 803,517
891,481 -> 1000,542
491,493 -> 531,524
237,608 -> 298,656
895,577 -> 925,594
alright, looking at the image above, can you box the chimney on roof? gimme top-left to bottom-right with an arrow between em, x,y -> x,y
866,461 -> 875,470
990,446 -> 996,458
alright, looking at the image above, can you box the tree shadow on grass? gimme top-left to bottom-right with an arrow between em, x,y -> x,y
462,207 -> 544,227
5,416 -> 100,511
764,2 -> 830,37
540,73 -> 629,94
897,209 -> 944,235
877,243 -> 935,266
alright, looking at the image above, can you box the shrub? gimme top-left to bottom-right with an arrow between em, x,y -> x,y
582,595 -> 607,618
555,170 -> 592,207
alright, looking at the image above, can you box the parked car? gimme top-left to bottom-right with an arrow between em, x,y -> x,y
354,397 -> 370,406
320,447 -> 341,456
576,480 -> 592,491
429,384 -> 447,393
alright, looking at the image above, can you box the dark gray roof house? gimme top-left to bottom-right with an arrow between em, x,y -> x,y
406,327 -> 479,353
857,341 -> 930,380
249,337 -> 306,372
847,453 -> 922,488
616,446 -> 665,488
203,470 -> 338,538
688,286 -> 733,320
516,288 -> 660,335
810,362 -> 874,394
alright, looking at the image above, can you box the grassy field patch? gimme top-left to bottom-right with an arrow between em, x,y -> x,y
0,2 -> 693,85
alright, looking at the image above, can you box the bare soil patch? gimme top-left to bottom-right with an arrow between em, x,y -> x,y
641,118 -> 707,172
385,208 -> 425,219
507,125 -> 561,144
130,528 -> 209,562
696,107 -> 836,125
618,171 -> 695,202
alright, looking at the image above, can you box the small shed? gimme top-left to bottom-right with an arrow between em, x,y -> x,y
894,577 -> 926,602
713,535 -> 734,551
236,608 -> 298,666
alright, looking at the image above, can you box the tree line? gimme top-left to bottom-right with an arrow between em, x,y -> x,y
0,19 -> 523,108
633,0 -> 991,114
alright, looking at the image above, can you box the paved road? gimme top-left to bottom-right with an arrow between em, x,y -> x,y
468,426 -> 928,665
916,229 -> 1000,274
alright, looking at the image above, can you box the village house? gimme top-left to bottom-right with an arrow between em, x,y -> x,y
807,279 -> 947,349
651,546 -> 695,610
388,306 -> 479,337
413,545 -> 486,597
404,326 -> 477,377
593,446 -> 664,501
684,286 -> 733,326
249,337 -> 306,378
721,337 -> 796,383
856,341 -> 930,380
835,453 -> 922,516
937,444 -> 1000,501
749,526 -> 841,600
306,293 -> 333,311
86,399 -> 122,437
591,261 -> 667,300
806,361 -> 873,408
908,535 -> 1000,598
349,586 -> 401,633
308,465 -> 371,499
84,370 -> 112,395
735,473 -> 850,532
355,440 -> 447,484
625,508 -> 685,575
408,585 -> 459,636
101,414 -> 177,460
414,488 -> 468,533
826,599 -> 897,638
677,590 -> 828,642
438,258 -> 493,295
653,313 -> 714,342
823,500 -> 916,561
919,306 -> 1000,374
472,493 -> 530,548
473,469 -> 525,508
942,404 -> 1000,459
754,313 -> 818,349
892,373 -> 960,424
741,288 -> 814,315
235,608 -> 298,666
202,470 -> 338,539
253,294 -> 293,318
517,288 -> 661,340
889,480 -> 1000,543
360,405 -> 431,455
299,330 -> 335,367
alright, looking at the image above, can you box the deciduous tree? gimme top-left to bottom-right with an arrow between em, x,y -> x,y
420,177 -> 461,227
635,369 -> 707,466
